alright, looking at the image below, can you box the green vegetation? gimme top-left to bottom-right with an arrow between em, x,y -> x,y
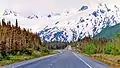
94,23 -> 120,39
0,50 -> 57,66
69,24 -> 120,67
69,34 -> 120,67
89,54 -> 120,68
0,19 -> 55,66
70,33 -> 120,55
84,43 -> 96,54
43,41 -> 67,50
104,42 -> 113,54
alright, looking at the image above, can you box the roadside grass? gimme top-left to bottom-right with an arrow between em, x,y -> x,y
0,50 -> 58,66
82,53 -> 120,68
0,56 -> 33,66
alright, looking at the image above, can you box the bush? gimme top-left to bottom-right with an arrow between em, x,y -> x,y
104,43 -> 113,54
40,52 -> 49,56
103,42 -> 120,55
84,43 -> 97,54
25,48 -> 33,55
111,48 -> 120,55
0,54 -> 3,61
32,51 -> 41,57
41,46 -> 49,53
4,56 -> 10,60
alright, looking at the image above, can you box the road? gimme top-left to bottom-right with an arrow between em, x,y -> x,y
3,51 -> 108,68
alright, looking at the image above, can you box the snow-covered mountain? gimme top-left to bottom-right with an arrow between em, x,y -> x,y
3,9 -> 18,16
39,4 -> 120,42
1,3 -> 120,42
27,14 -> 39,19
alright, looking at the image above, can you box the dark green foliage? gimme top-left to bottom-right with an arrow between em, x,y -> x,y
94,23 -> 120,39
104,42 -> 113,54
70,32 -> 120,55
84,43 -> 96,54
68,24 -> 120,56
111,48 -> 120,55
104,42 -> 120,55
44,41 -> 67,50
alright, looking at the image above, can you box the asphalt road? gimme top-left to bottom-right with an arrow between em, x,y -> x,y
3,50 -> 108,68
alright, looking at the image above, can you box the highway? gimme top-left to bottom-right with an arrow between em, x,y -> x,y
3,50 -> 108,68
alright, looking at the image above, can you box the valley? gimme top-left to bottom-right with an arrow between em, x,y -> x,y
1,1 -> 120,68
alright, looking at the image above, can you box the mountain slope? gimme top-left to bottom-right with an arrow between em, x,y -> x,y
39,4 -> 120,41
94,23 -> 120,39
1,3 -> 120,42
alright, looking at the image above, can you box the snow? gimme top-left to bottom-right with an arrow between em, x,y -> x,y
1,3 -> 120,41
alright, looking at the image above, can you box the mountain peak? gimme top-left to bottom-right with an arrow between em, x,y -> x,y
39,4 -> 120,42
79,5 -> 88,11
27,14 -> 39,19
3,9 -> 18,16
1,4 -> 120,42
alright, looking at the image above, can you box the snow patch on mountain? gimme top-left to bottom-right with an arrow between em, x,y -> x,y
3,9 -> 18,16
39,3 -> 120,41
1,3 -> 120,42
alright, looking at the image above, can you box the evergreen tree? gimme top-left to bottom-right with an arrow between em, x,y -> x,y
15,19 -> 18,28
2,18 -> 6,26
0,19 -> 46,57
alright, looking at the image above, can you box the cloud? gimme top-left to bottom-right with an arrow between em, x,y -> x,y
5,0 -> 58,15
0,0 -> 120,15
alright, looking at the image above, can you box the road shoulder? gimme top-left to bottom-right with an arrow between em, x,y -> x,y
72,52 -> 108,68
2,54 -> 58,68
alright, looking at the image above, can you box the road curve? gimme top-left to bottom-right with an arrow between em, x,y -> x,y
3,50 -> 108,68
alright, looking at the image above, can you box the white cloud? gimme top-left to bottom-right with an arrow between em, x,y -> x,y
0,0 -> 120,15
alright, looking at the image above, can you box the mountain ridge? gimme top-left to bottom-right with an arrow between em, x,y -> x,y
0,3 -> 120,42
39,3 -> 120,41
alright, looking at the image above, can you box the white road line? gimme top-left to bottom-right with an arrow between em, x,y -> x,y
72,52 -> 92,68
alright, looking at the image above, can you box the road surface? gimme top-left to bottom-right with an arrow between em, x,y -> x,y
3,51 -> 108,68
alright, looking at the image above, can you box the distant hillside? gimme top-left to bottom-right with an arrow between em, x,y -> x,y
94,23 -> 120,39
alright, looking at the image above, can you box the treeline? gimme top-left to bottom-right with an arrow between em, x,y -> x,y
0,19 -> 48,57
43,41 -> 67,50
70,34 -> 120,55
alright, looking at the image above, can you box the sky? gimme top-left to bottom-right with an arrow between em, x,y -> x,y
0,0 -> 120,32
0,0 -> 120,15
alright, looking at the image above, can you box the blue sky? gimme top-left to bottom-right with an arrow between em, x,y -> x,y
0,0 -> 120,15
